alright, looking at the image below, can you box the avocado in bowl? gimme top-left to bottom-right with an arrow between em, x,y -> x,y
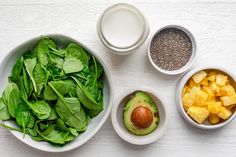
111,88 -> 168,145
123,92 -> 159,135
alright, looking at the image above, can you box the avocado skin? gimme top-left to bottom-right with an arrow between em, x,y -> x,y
123,91 -> 159,135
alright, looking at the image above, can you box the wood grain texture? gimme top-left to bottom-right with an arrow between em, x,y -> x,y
0,0 -> 236,156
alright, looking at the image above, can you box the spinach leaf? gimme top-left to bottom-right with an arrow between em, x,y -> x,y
72,76 -> 102,110
0,97 -> 10,120
38,125 -> 75,145
44,80 -> 76,101
0,123 -> 22,132
56,118 -> 78,136
55,98 -> 87,131
2,83 -> 20,118
22,67 -> 34,97
24,58 -> 37,92
66,43 -> 88,65
49,82 -> 87,131
63,58 -> 83,74
9,56 -> 24,82
15,102 -> 35,136
34,37 -> 56,66
46,63 -> 61,79
33,63 -> 49,96
48,53 -> 64,69
23,98 -> 51,120
47,108 -> 58,120
27,120 -> 41,137
49,46 -> 66,57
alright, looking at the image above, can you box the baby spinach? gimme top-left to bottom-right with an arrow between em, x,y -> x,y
0,37 -> 104,146
47,108 -> 58,120
48,53 -> 64,69
49,83 -> 87,131
0,97 -> 10,120
24,58 -> 37,92
23,98 -> 51,120
34,37 -> 56,66
9,56 -> 24,83
44,80 -> 73,100
66,43 -> 89,65
2,83 -> 20,118
15,102 -> 35,136
33,63 -> 50,96
63,58 -> 83,74
72,76 -> 102,110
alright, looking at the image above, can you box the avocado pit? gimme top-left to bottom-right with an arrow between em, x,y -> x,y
131,105 -> 153,129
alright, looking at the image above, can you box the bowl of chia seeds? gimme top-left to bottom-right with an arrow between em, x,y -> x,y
148,25 -> 196,75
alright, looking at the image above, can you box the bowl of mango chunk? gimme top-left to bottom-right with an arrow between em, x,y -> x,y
176,67 -> 236,129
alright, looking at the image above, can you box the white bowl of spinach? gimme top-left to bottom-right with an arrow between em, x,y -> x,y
0,34 -> 112,152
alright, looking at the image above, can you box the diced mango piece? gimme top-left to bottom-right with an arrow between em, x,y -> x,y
207,101 -> 221,114
187,106 -> 209,124
202,86 -> 215,101
182,93 -> 194,110
192,71 -> 207,84
216,74 -> 228,86
208,71 -> 217,82
189,79 -> 200,88
201,77 -> 209,86
194,90 -> 208,107
209,114 -> 220,124
210,82 -> 221,96
217,107 -> 232,119
220,94 -> 236,106
220,85 -> 235,96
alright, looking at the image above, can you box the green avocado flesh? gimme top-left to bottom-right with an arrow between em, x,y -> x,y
123,91 -> 159,136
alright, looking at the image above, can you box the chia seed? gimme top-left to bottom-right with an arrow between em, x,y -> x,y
150,28 -> 192,71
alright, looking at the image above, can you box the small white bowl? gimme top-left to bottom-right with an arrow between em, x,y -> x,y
176,67 -> 236,129
148,25 -> 196,75
0,34 -> 113,152
111,88 -> 168,145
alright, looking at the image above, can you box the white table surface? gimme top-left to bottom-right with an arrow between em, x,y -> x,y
0,0 -> 236,156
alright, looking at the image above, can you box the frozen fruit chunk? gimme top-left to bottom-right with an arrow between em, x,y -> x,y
187,106 -> 209,124
202,86 -> 215,101
207,101 -> 221,114
220,85 -> 235,96
216,74 -> 228,86
220,94 -> 236,106
217,107 -> 232,120
192,71 -> 207,84
209,114 -> 220,124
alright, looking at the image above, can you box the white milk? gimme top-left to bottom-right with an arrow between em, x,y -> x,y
101,7 -> 144,48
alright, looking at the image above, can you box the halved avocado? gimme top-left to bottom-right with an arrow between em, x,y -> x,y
123,91 -> 159,135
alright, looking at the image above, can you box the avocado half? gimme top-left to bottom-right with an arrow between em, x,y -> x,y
123,91 -> 159,135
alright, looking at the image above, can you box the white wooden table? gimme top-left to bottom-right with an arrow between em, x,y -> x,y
0,0 -> 236,156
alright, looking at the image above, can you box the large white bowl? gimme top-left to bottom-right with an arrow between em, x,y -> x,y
0,34 -> 113,152
176,67 -> 236,129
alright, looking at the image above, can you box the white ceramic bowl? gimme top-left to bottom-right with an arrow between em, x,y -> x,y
148,25 -> 196,75
176,67 -> 236,129
0,34 -> 113,152
111,88 -> 168,145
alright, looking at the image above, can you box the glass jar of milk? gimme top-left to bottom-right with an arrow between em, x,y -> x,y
97,3 -> 149,55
